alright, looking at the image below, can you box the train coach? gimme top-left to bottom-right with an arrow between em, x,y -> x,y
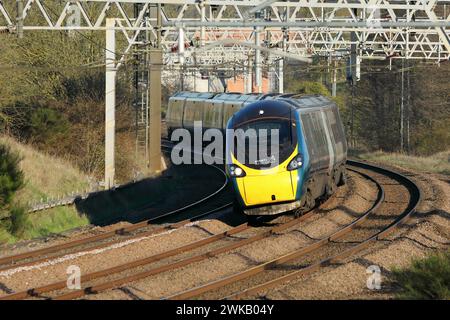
226,95 -> 347,219
166,92 -> 267,136
165,92 -> 348,219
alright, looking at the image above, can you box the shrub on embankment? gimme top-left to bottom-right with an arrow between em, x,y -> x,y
391,250 -> 450,299
0,136 -> 90,244
0,142 -> 28,239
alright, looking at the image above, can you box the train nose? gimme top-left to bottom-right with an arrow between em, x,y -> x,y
242,171 -> 297,205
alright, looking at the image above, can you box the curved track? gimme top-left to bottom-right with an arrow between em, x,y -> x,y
0,159 -> 408,300
0,157 -> 421,300
0,153 -> 231,275
166,160 -> 421,300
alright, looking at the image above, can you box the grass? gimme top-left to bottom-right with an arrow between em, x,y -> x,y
24,206 -> 90,240
351,150 -> 450,175
0,136 -> 90,204
391,250 -> 450,299
0,135 -> 91,244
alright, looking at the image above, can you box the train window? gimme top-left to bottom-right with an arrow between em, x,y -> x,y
211,103 -> 223,128
300,113 -> 317,158
168,100 -> 184,125
203,104 -> 213,127
232,119 -> 297,169
301,112 -> 329,170
331,107 -> 346,145
325,110 -> 337,143
183,103 -> 195,125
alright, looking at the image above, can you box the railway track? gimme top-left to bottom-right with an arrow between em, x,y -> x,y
0,155 -> 232,275
165,160 -> 421,300
0,158 -> 421,300
0,160 -> 382,300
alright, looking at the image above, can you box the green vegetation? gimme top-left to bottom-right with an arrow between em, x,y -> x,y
7,206 -> 29,237
24,206 -> 89,240
285,60 -> 450,156
0,141 -> 28,241
0,15 -> 139,181
391,250 -> 450,299
286,80 -> 332,96
0,3 -> 449,244
0,136 -> 90,244
0,143 -> 24,209
352,150 -> 450,175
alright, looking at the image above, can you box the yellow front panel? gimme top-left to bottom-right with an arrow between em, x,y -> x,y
232,148 -> 299,206
243,172 -> 296,205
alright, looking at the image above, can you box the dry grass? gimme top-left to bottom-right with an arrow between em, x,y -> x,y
0,135 -> 91,243
353,150 -> 450,175
0,135 -> 90,203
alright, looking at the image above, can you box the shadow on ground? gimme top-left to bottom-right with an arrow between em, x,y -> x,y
74,163 -> 229,226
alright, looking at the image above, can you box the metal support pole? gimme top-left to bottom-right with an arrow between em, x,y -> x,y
332,58 -> 337,97
105,18 -> 116,189
16,0 -> 23,38
178,27 -> 185,90
243,69 -> 248,93
279,29 -> 287,94
278,58 -> 284,94
200,0 -> 206,47
254,27 -> 262,93
400,58 -> 405,152
148,49 -> 163,172
178,27 -> 185,64
157,4 -> 162,48
247,55 -> 253,93
406,59 -> 410,154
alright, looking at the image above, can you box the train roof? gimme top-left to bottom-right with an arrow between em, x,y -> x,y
276,94 -> 335,111
170,92 -> 334,110
171,91 -> 216,99
213,93 -> 263,101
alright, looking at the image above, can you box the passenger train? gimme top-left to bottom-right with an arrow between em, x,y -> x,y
166,92 -> 348,219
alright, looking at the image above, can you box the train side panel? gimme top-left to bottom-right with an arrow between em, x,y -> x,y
203,100 -> 224,131
166,96 -> 186,135
183,98 -> 205,132
327,105 -> 348,165
222,101 -> 244,130
298,110 -> 332,198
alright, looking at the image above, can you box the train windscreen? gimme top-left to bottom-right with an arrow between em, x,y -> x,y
231,119 -> 297,170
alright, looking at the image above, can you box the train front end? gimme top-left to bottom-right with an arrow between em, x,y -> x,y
225,100 -> 308,216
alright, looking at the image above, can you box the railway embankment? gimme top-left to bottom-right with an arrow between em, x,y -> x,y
0,136 -> 227,246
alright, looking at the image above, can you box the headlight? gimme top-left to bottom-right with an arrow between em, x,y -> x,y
287,154 -> 303,171
229,165 -> 246,177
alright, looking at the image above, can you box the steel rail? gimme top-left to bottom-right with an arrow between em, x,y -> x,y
25,167 -> 381,300
0,155 -> 230,272
1,216 -> 249,300
228,162 -> 421,299
51,210 -> 318,300
1,160 -> 400,301
0,202 -> 232,275
166,160 -> 421,300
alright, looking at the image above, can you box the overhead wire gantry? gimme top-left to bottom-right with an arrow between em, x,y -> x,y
0,0 -> 449,187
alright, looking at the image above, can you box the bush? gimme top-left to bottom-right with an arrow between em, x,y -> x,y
0,227 -> 11,244
8,206 -> 29,237
28,108 -> 69,147
391,250 -> 450,299
0,143 -> 24,209
286,81 -> 331,96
